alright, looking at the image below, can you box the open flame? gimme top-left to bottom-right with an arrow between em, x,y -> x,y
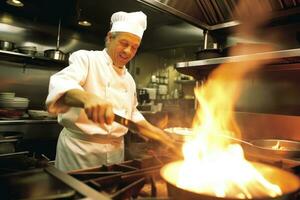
173,64 -> 283,198
161,1 -> 286,198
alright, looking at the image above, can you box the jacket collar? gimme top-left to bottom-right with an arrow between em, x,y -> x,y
103,48 -> 126,75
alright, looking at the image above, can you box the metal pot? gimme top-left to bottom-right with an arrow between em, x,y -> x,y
161,160 -> 300,200
196,48 -> 222,59
17,46 -> 37,56
44,49 -> 67,61
0,40 -> 15,51
0,132 -> 22,154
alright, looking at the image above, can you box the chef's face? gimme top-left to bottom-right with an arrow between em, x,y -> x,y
106,32 -> 141,68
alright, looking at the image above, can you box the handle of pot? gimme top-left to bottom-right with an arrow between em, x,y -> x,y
56,18 -> 61,50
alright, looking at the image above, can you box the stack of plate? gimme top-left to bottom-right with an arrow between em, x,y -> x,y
28,110 -> 56,119
0,92 -> 29,119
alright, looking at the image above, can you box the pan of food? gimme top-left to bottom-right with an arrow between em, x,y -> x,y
246,139 -> 300,159
163,127 -> 194,142
219,135 -> 300,159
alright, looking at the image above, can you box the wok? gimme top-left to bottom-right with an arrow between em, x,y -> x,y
161,160 -> 300,200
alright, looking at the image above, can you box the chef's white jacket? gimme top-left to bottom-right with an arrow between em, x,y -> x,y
46,49 -> 145,171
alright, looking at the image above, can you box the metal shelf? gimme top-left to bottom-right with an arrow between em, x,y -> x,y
0,50 -> 68,68
174,80 -> 196,84
175,48 -> 300,77
0,119 -> 57,125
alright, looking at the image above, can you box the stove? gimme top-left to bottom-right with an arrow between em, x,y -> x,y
68,155 -> 174,200
0,150 -> 300,199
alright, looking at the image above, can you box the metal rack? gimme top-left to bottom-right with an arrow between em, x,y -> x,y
0,50 -> 68,68
176,48 -> 300,78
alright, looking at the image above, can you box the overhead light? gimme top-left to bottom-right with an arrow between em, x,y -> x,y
77,8 -> 92,27
6,0 -> 24,7
78,20 -> 92,27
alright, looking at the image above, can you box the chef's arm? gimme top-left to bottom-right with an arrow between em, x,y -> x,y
63,89 -> 114,124
136,120 -> 173,143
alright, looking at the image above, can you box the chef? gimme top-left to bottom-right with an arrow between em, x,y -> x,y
46,11 -> 162,171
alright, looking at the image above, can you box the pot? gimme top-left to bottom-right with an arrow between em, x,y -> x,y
161,160 -> 300,200
196,48 -> 222,59
17,46 -> 37,56
0,132 -> 23,154
0,40 -> 15,51
44,49 -> 67,61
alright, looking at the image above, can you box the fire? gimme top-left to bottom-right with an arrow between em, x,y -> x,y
161,0 -> 286,197
168,61 -> 283,198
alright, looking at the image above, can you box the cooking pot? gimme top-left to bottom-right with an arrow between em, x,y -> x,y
44,49 -> 67,61
17,46 -> 37,56
0,40 -> 15,51
0,131 -> 23,154
196,48 -> 223,59
161,160 -> 300,200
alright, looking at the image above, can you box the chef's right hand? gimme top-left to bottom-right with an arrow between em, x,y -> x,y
63,89 -> 114,125
83,94 -> 114,125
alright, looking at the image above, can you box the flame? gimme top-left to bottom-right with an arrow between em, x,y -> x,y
162,0 -> 285,198
169,61 -> 282,199
161,0 -> 287,197
169,59 -> 283,199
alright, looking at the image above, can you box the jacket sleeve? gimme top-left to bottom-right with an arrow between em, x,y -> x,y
45,50 -> 89,114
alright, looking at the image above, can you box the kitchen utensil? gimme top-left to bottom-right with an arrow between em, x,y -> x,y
0,92 -> 15,99
44,49 -> 66,61
0,40 -> 15,51
161,160 -> 300,200
44,19 -> 67,61
164,127 -> 193,142
0,97 -> 29,109
216,134 -> 300,159
17,46 -> 37,56
249,139 -> 300,158
196,48 -> 222,59
114,113 -> 182,157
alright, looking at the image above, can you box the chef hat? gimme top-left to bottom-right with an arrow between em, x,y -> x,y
110,11 -> 147,38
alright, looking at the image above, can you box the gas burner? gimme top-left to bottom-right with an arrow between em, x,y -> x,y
68,156 -> 174,199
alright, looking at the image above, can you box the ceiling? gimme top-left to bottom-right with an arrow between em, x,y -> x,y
0,0 -> 204,50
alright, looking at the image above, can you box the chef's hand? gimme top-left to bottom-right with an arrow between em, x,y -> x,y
63,89 -> 114,125
83,94 -> 114,125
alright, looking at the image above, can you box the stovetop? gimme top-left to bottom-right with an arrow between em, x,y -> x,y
1,150 -> 300,200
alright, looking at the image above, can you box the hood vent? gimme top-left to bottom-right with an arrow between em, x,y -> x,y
137,0 -> 300,30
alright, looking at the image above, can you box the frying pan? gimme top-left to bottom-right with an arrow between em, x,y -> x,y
164,127 -> 193,142
114,114 -> 182,157
220,135 -> 300,159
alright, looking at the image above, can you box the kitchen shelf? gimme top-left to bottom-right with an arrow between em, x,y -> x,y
0,118 -> 58,125
174,80 -> 196,84
175,48 -> 300,77
0,50 -> 68,68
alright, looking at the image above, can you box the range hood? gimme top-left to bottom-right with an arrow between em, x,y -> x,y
137,0 -> 300,30
137,0 -> 300,79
